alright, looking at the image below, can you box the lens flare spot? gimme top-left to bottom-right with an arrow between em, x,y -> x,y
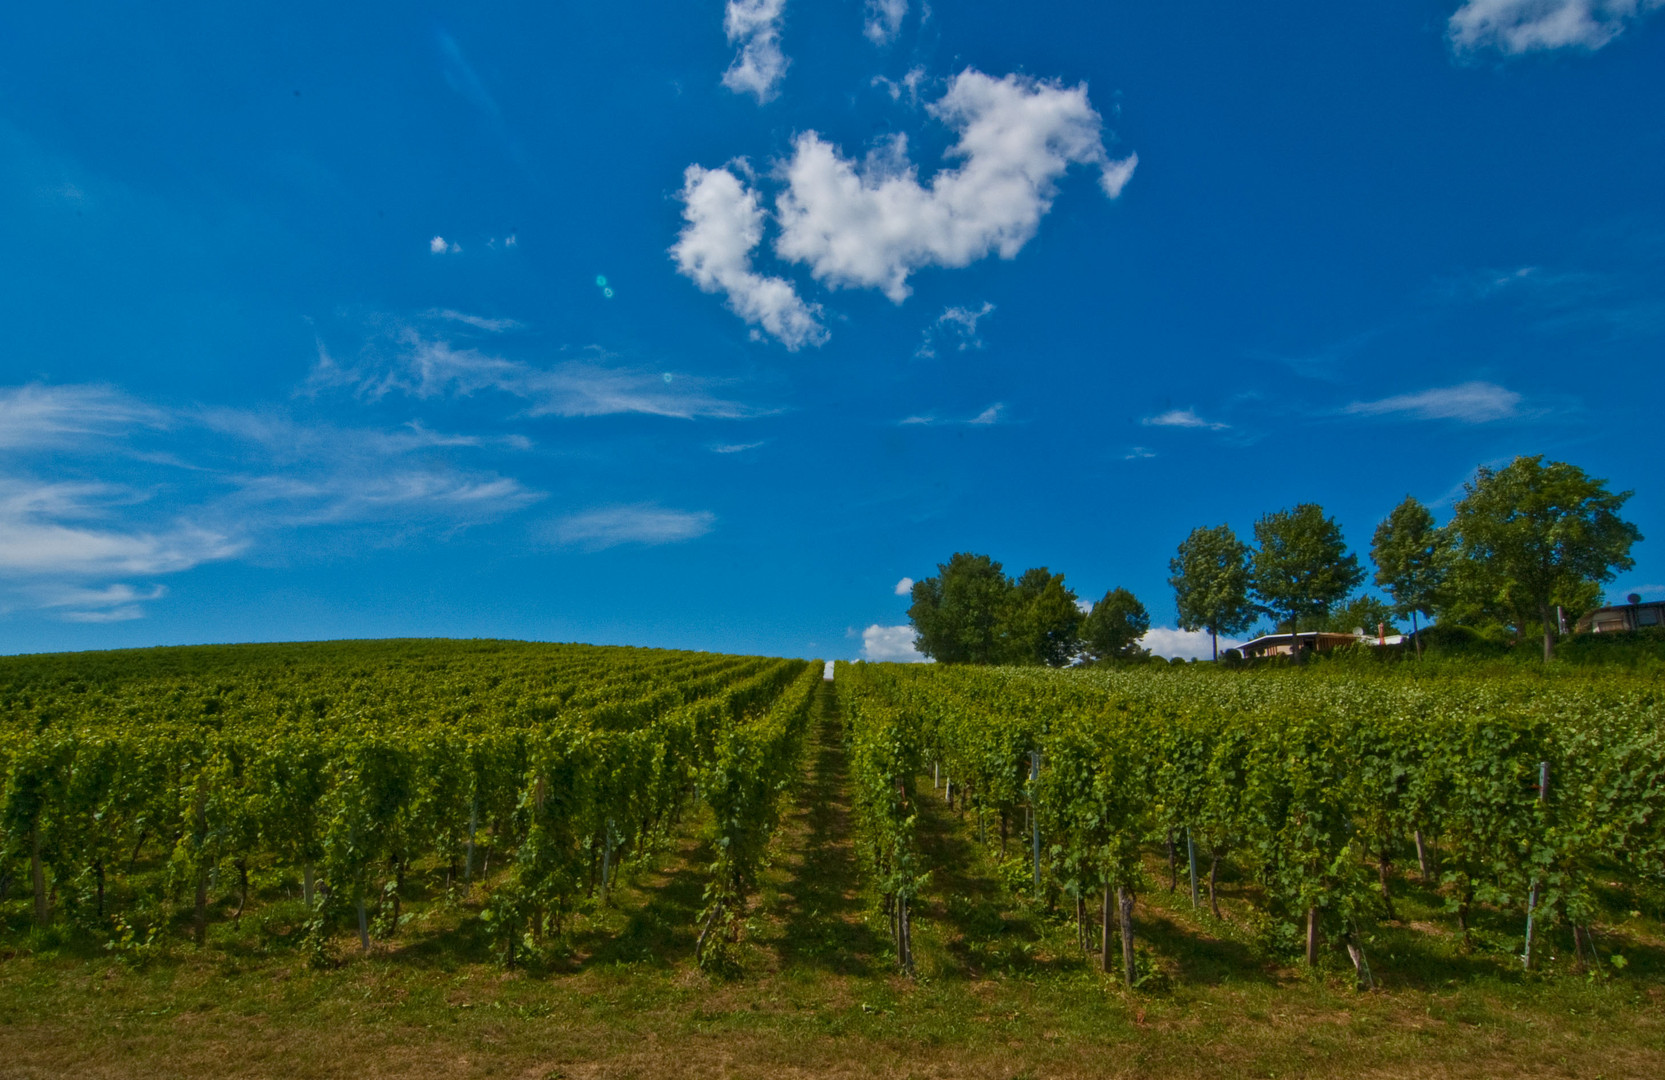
662,372 -> 674,384
603,287 -> 614,299
595,275 -> 608,287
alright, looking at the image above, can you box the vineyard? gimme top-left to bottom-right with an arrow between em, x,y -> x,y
2,641 -> 1664,1078
839,660 -> 1665,986
0,640 -> 817,966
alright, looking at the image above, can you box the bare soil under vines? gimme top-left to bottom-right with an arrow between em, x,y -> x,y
2,681 -> 1663,1079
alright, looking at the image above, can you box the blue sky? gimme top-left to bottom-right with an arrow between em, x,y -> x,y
1,1 -> 1662,660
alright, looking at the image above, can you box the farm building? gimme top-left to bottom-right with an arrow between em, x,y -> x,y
1237,631 -> 1372,658
1576,597 -> 1665,634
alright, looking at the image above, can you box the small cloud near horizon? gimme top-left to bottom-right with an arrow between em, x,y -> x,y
862,623 -> 928,662
1140,626 -> 1247,660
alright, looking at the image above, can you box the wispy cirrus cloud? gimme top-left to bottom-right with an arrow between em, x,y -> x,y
425,309 -> 525,333
1343,381 -> 1522,423
0,378 -> 550,622
0,477 -> 244,579
722,0 -> 790,102
1142,408 -> 1228,430
550,504 -> 716,550
313,325 -> 773,419
0,384 -> 167,449
31,582 -> 168,623
900,402 -> 1006,426
1449,0 -> 1663,56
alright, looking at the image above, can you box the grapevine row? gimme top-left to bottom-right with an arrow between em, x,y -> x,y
0,641 -> 819,962
841,661 -> 1665,984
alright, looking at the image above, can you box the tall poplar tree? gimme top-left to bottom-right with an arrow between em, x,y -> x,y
1169,524 -> 1255,661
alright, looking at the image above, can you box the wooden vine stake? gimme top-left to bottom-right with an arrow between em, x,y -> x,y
1118,886 -> 1137,987
1523,760 -> 1548,971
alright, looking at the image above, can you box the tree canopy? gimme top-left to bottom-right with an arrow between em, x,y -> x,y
1081,587 -> 1151,662
1006,567 -> 1084,667
1323,595 -> 1398,637
907,554 -> 1085,666
1250,504 -> 1364,642
1446,455 -> 1641,661
1169,524 -> 1255,661
907,553 -> 1012,665
1370,495 -> 1449,655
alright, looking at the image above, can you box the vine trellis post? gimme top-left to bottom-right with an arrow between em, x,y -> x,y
1186,829 -> 1199,910
1523,760 -> 1549,971
1029,750 -> 1042,893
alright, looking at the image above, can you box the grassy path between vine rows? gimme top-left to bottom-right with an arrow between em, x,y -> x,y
2,675 -> 1664,1078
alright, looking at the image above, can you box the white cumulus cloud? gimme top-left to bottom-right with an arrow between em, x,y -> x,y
1343,381 -> 1521,423
773,69 -> 1136,303
1449,0 -> 1663,55
864,0 -> 908,44
894,576 -> 914,596
670,164 -> 827,349
862,623 -> 929,662
1140,627 -> 1247,661
551,504 -> 716,550
722,0 -> 790,102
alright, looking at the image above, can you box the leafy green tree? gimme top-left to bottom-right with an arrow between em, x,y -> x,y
1169,524 -> 1256,661
1370,496 -> 1449,658
907,553 -> 1013,664
1006,567 -> 1083,667
1081,587 -> 1151,662
1323,595 -> 1398,637
1446,455 -> 1641,662
1250,504 -> 1364,647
